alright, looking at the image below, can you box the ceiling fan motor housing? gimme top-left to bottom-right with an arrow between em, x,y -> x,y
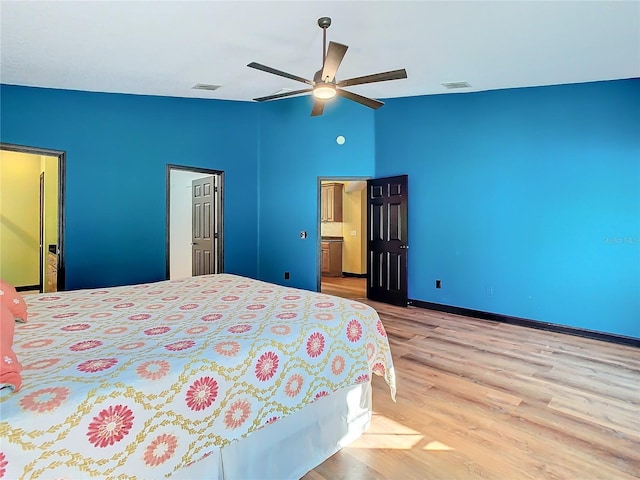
313,69 -> 335,84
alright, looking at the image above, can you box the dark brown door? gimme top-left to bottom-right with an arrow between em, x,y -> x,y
367,175 -> 409,306
192,176 -> 215,276
39,172 -> 44,293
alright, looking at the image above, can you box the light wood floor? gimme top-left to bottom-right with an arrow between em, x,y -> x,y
321,276 -> 366,299
306,282 -> 640,480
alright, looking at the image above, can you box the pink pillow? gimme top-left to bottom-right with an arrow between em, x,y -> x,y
0,279 -> 28,323
0,303 -> 23,392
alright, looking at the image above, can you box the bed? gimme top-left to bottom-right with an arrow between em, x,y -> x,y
0,273 -> 396,479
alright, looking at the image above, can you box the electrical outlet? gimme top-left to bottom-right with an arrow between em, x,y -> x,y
435,279 -> 441,289
284,272 -> 290,280
300,231 -> 307,239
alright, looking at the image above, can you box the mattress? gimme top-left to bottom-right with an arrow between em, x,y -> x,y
0,274 -> 395,479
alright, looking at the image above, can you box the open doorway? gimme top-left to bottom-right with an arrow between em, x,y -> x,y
317,177 -> 368,299
166,164 -> 224,280
0,143 -> 65,293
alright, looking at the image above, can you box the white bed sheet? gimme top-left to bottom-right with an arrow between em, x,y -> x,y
180,381 -> 372,480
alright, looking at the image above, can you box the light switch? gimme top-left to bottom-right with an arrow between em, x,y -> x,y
350,230 -> 357,236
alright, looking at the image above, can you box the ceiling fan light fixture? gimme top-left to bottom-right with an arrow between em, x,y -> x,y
313,83 -> 336,100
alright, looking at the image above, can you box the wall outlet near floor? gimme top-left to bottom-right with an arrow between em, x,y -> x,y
486,286 -> 493,296
435,279 -> 442,289
284,272 -> 290,280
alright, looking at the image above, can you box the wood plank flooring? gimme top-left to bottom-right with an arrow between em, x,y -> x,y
321,276 -> 366,299
305,281 -> 640,480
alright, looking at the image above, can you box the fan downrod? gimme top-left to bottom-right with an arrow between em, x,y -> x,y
317,17 -> 331,29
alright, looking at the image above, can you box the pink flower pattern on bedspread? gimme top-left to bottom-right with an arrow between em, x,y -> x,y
0,274 -> 395,479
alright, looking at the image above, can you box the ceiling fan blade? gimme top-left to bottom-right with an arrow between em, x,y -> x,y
311,101 -> 325,117
253,88 -> 313,102
247,62 -> 314,86
337,89 -> 384,110
321,42 -> 348,83
337,69 -> 408,88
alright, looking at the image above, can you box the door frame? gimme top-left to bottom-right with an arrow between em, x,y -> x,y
316,176 -> 370,293
165,164 -> 224,279
1,142 -> 66,291
39,172 -> 45,292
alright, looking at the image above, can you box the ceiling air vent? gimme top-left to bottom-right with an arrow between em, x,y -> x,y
272,88 -> 294,95
441,81 -> 471,90
192,84 -> 222,91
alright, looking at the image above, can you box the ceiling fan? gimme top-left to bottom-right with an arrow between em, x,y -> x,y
247,17 -> 408,116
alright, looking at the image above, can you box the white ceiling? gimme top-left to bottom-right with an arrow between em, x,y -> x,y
1,1 -> 639,103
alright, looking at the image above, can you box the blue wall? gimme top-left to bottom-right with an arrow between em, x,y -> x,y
0,85 -> 259,289
375,79 -> 640,338
257,95 -> 375,290
2,80 -> 638,338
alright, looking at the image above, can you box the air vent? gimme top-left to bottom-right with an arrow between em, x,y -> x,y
441,81 -> 471,89
192,84 -> 222,91
272,88 -> 294,95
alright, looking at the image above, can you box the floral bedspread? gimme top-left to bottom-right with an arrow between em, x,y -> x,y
0,274 -> 395,479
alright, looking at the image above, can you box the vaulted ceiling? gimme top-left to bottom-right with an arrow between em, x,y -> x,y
1,1 -> 638,103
